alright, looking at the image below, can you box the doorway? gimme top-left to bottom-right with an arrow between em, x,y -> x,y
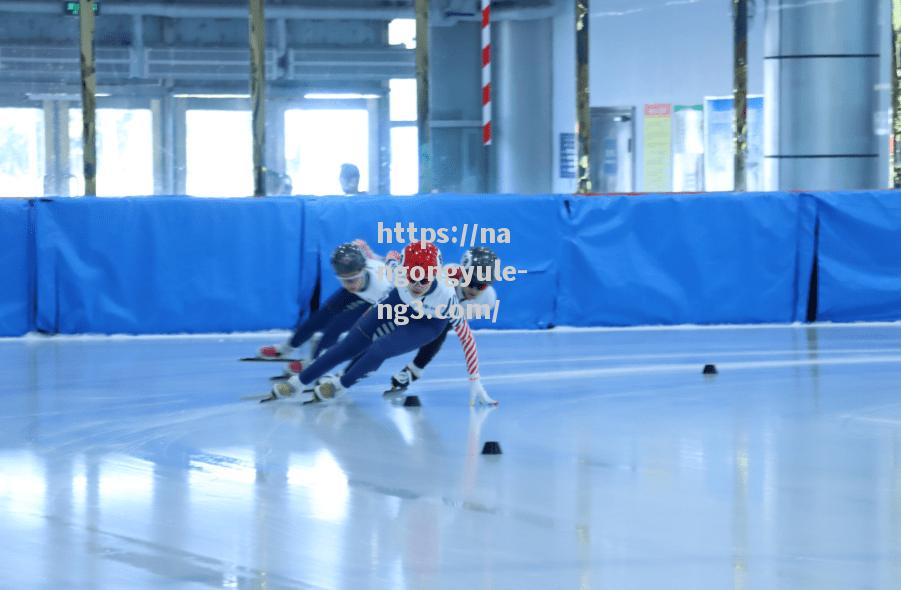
590,107 -> 635,193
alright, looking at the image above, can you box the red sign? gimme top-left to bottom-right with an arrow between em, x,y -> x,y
644,103 -> 672,117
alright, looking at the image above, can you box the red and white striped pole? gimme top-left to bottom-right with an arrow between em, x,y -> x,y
481,0 -> 491,145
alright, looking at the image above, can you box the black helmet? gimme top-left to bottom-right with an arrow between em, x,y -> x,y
461,247 -> 497,289
331,242 -> 366,276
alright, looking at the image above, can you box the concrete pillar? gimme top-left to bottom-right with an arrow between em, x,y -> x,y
764,0 -> 880,190
494,17 -> 553,193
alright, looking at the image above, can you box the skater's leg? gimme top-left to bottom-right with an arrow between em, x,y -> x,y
412,325 -> 450,370
341,352 -> 365,376
298,328 -> 369,385
288,288 -> 367,348
340,317 -> 448,388
387,324 -> 450,391
310,301 -> 370,358
297,289 -> 403,384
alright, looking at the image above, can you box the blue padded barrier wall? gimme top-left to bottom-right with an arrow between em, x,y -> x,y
811,191 -> 901,322
302,194 -> 563,329
0,199 -> 32,336
555,192 -> 817,326
33,197 -> 310,334
15,190 -> 901,335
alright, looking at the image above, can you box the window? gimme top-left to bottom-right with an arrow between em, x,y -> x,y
389,78 -> 418,194
284,109 -> 369,195
69,109 -> 153,197
388,19 -> 416,49
703,96 -> 763,192
0,108 -> 45,198
185,110 -> 252,197
390,127 -> 418,195
389,79 -> 417,122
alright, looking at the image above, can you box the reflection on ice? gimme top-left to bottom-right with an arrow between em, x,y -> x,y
287,450 -> 349,522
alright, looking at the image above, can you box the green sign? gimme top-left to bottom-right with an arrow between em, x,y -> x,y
63,1 -> 100,16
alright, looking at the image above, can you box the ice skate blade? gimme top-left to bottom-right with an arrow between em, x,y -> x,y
240,392 -> 277,402
383,386 -> 407,398
240,357 -> 293,362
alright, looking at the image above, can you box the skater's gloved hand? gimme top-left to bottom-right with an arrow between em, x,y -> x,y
469,379 -> 498,407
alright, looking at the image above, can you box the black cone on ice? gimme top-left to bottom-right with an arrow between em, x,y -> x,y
481,441 -> 502,455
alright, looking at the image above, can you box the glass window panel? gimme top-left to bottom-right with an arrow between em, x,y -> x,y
389,79 -> 417,122
185,109 -> 252,197
390,126 -> 418,195
0,108 -> 45,198
69,108 -> 153,197
702,96 -> 763,192
285,109 -> 369,196
388,18 -> 416,49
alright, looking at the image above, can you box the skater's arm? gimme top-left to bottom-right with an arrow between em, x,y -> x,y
451,318 -> 480,381
452,318 -> 497,405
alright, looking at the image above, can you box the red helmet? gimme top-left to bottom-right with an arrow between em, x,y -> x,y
401,241 -> 441,284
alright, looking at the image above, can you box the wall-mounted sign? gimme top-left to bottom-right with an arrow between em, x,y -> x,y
559,132 -> 576,179
643,103 -> 672,192
703,95 -> 763,191
63,1 -> 100,16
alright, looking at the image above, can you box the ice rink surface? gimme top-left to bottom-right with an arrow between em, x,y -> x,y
3,324 -> 901,589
